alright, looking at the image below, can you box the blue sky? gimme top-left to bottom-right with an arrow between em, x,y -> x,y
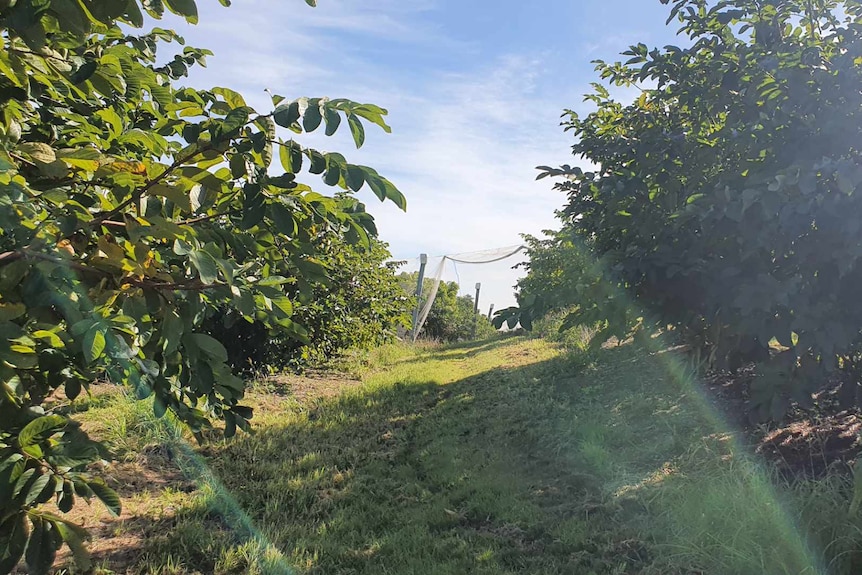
171,0 -> 680,310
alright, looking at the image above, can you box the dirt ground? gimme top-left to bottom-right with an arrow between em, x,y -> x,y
31,372 -> 364,574
704,366 -> 862,478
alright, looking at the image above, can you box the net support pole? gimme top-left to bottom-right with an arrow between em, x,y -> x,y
472,282 -> 481,339
410,254 -> 428,342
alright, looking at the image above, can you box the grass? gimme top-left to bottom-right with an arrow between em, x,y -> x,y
56,335 -> 862,575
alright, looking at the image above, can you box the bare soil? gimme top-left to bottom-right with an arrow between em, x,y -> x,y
704,366 -> 862,478
36,373 -> 362,574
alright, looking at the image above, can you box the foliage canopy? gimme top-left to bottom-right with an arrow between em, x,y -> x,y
493,228 -> 624,335
210,235 -> 412,373
542,0 -> 862,419
399,272 -> 496,342
0,0 -> 404,571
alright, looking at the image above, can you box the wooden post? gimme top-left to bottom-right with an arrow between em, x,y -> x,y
410,254 -> 428,341
471,282 -> 481,339
487,304 -> 494,320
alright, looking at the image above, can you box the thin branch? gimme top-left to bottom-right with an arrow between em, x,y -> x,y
100,210 -> 236,228
0,249 -> 219,291
177,211 -> 237,226
0,251 -> 24,265
86,144 -> 213,230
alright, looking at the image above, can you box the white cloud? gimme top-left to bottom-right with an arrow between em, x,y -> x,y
352,55 -> 580,309
174,1 -> 600,309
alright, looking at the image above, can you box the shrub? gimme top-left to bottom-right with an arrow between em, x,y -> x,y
542,0 -> 862,419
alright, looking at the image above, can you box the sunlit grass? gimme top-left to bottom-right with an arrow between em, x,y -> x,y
65,335 -> 862,574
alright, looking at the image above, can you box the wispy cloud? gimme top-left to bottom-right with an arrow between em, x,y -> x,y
172,1 -> 622,308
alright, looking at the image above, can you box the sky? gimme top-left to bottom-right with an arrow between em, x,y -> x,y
169,0 -> 681,311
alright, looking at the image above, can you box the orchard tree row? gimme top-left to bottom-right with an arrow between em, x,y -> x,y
0,0 -> 409,571
523,0 -> 862,420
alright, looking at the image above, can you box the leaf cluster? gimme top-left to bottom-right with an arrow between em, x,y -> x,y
544,0 -> 862,419
0,0 -> 405,570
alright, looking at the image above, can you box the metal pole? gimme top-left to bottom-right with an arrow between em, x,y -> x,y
487,304 -> 494,320
472,282 -> 481,339
410,254 -> 428,341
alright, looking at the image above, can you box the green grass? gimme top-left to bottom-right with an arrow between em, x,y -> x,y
64,336 -> 862,575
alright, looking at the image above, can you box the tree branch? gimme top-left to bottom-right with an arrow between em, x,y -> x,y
0,250 -> 219,291
100,210 -> 237,228
86,144 -> 213,230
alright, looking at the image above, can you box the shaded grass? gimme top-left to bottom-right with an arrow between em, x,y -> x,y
60,336 -> 862,574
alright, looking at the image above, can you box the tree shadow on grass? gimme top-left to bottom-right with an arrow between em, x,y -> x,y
415,334 -> 526,362
117,344 -> 664,574
84,340 -> 862,575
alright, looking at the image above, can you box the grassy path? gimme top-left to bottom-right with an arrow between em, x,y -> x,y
63,337 -> 862,574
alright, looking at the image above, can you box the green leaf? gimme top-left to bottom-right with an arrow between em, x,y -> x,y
217,107 -> 250,139
257,275 -> 290,287
190,185 -> 217,212
303,99 -> 323,132
273,101 -> 301,129
25,516 -> 57,575
324,154 -> 343,187
70,60 -> 97,84
307,149 -> 326,175
271,203 -> 298,236
366,173 -> 407,210
188,333 -> 228,363
18,415 -> 67,449
12,468 -> 35,501
213,87 -> 247,109
347,113 -> 366,148
163,0 -> 198,23
0,514 -> 28,574
17,142 -> 56,164
163,310 -> 184,354
87,478 -> 121,516
83,325 -> 107,364
229,153 -> 247,178
23,473 -> 51,506
271,297 -> 293,316
57,482 -> 75,513
32,330 -> 64,348
123,0 -> 145,27
153,395 -> 168,419
189,250 -> 219,284
224,412 -> 237,438
324,108 -> 341,136
150,183 -> 191,212
345,165 -> 366,192
240,183 -> 266,229
353,104 -> 391,133
279,141 -> 302,173
0,302 -> 26,321
52,518 -> 91,572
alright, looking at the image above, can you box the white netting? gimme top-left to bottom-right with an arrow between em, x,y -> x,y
446,245 -> 525,264
411,245 -> 525,341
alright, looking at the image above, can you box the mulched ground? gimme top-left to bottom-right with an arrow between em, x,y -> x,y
704,366 -> 862,479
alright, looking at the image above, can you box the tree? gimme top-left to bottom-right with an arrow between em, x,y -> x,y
287,236 -> 411,366
493,228 -> 633,342
210,233 -> 412,373
0,0 -> 405,571
542,0 -> 862,419
400,272 -> 496,342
